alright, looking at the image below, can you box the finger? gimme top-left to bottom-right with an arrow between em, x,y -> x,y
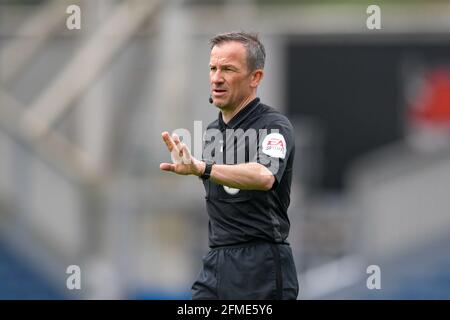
178,140 -> 184,158
162,131 -> 177,152
160,163 -> 175,172
172,133 -> 181,147
181,142 -> 191,156
173,134 -> 184,157
180,143 -> 192,164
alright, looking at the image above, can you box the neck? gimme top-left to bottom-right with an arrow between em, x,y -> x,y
221,93 -> 257,124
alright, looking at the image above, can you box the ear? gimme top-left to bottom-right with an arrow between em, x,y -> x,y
250,69 -> 264,88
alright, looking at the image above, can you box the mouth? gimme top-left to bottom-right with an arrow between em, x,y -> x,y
212,89 -> 227,97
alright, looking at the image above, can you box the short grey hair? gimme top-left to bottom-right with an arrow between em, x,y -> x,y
209,31 -> 266,72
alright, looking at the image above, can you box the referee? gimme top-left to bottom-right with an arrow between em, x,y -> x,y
160,32 -> 298,300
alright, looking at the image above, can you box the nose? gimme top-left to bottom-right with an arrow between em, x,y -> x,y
210,70 -> 224,85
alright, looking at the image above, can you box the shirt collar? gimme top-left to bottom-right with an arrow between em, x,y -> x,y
218,97 -> 260,130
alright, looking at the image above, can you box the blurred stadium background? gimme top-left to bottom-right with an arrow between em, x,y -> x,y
0,0 -> 450,299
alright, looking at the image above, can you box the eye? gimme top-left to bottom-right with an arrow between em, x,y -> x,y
210,66 -> 216,71
223,66 -> 236,72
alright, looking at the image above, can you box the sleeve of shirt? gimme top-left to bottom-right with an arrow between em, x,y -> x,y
254,118 -> 295,189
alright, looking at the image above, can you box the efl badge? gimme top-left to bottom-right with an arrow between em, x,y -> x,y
262,133 -> 286,159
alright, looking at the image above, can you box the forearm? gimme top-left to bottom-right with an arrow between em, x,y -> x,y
204,162 -> 275,191
159,131 -> 275,191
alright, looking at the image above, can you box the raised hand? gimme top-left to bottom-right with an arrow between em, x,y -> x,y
159,131 -> 205,176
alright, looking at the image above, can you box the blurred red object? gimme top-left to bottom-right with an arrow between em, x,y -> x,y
409,68 -> 450,126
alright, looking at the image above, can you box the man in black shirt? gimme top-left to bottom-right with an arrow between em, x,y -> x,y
160,32 -> 298,300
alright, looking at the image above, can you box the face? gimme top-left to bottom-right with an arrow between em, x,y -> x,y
209,41 -> 260,111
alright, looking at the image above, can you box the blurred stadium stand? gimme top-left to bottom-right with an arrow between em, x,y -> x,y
0,238 -> 64,299
0,0 -> 450,299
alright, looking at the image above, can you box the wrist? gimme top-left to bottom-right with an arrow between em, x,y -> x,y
195,161 -> 206,177
200,160 -> 215,180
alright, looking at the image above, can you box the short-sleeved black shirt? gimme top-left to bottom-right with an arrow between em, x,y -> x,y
202,97 -> 295,247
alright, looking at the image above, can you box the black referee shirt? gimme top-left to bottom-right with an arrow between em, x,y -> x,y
202,97 -> 295,247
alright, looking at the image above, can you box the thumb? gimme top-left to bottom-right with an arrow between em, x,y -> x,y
160,163 -> 175,172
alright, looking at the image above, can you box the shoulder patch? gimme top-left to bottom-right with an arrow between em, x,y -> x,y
262,133 -> 287,159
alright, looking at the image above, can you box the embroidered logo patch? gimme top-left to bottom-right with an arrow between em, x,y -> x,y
262,133 -> 286,159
